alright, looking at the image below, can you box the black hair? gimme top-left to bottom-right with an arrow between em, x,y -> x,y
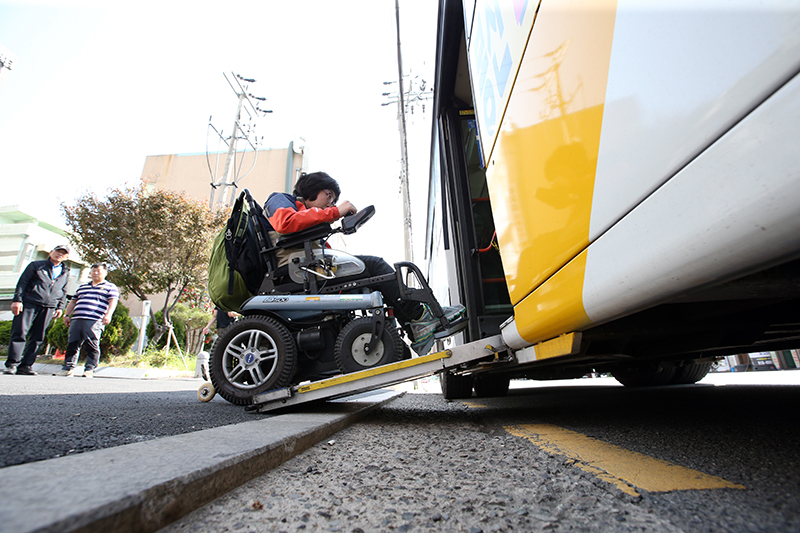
91,262 -> 108,270
293,171 -> 340,203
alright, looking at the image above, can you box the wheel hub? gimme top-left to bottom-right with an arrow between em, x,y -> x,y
352,333 -> 384,367
243,350 -> 258,366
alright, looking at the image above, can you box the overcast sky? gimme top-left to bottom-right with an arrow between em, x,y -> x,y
0,0 -> 438,264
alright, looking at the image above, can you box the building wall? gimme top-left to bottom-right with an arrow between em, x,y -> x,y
0,205 -> 88,317
140,146 -> 303,208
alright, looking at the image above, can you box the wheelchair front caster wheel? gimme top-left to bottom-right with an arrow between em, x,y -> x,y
197,382 -> 216,402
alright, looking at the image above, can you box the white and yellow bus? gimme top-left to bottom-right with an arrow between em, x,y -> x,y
426,0 -> 800,397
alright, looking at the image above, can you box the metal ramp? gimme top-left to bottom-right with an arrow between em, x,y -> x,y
249,334 -> 505,412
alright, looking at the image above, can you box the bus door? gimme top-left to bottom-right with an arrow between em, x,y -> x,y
440,107 -> 512,341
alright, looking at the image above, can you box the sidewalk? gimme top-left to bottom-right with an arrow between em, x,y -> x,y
38,362 -> 197,380
5,360 -> 197,380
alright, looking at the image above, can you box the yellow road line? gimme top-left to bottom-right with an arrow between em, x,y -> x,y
461,400 -> 492,409
504,424 -> 745,497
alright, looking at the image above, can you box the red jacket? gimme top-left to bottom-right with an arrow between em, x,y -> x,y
264,192 -> 340,234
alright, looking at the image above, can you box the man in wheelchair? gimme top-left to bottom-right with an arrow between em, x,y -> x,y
207,172 -> 465,405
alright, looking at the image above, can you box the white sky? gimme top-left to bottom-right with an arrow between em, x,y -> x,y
0,0 -> 438,265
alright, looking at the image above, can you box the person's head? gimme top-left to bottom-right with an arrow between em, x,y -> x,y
89,262 -> 108,283
49,245 -> 71,265
293,172 -> 340,208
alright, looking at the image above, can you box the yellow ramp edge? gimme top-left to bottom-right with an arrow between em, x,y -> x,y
505,424 -> 745,497
297,350 -> 452,394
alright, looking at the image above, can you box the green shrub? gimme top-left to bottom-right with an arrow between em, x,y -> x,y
171,303 -> 213,330
146,310 -> 186,349
138,346 -> 195,369
0,320 -> 12,346
45,317 -> 68,352
101,305 -> 138,357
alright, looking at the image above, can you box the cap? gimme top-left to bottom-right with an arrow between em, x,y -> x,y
52,244 -> 71,253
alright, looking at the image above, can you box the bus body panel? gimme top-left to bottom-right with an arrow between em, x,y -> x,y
591,0 -> 800,241
583,73 -> 800,325
504,72 -> 800,348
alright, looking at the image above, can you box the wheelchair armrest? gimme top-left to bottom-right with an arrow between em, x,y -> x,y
276,223 -> 332,249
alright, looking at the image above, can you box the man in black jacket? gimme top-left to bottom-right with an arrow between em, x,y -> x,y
3,245 -> 72,375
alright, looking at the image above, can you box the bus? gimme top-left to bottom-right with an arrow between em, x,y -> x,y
425,0 -> 800,397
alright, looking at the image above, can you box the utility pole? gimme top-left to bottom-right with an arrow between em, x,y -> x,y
394,0 -> 413,263
383,2 -> 432,262
212,91 -> 245,209
208,72 -> 272,211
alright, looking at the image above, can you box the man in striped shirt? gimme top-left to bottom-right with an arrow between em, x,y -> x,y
56,263 -> 119,378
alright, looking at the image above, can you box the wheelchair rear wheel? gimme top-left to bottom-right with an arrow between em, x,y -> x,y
334,317 -> 404,373
210,315 -> 297,405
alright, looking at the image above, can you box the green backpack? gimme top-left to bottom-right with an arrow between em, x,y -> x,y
207,190 -> 273,313
207,229 -> 252,313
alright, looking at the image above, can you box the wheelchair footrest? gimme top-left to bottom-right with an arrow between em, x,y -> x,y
433,316 -> 468,340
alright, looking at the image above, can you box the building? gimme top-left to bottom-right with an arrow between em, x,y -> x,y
0,205 -> 88,320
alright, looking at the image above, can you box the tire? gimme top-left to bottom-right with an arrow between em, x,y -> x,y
209,315 -> 297,405
440,370 -> 474,399
670,361 -> 712,384
197,382 -> 216,402
611,363 -> 676,387
334,317 -> 404,374
474,374 -> 510,398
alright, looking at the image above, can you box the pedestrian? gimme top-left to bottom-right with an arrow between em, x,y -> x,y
201,306 -> 240,336
4,244 -> 72,376
55,263 -> 119,378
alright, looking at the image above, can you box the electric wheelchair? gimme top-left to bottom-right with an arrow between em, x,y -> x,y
208,190 -> 464,405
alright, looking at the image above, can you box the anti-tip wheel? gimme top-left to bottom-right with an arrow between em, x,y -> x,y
197,382 -> 216,402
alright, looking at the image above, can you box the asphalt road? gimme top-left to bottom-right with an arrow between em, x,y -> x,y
0,373 -> 257,468
164,372 -> 800,532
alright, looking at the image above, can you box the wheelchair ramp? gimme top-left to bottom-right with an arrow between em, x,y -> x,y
251,334 -> 505,412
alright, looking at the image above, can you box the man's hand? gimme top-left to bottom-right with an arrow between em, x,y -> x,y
10,302 -> 22,316
63,315 -> 71,326
53,310 -> 63,319
102,314 -> 112,325
337,201 -> 357,217
202,326 -> 211,335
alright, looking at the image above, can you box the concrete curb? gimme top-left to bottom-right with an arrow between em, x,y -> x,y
0,389 -> 403,533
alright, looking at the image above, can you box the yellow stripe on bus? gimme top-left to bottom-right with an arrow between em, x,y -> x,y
297,350 -> 452,394
513,251 -> 593,345
487,0 -> 617,306
505,424 -> 745,497
534,332 -> 581,360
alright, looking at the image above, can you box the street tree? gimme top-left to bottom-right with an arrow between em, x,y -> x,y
62,185 -> 226,344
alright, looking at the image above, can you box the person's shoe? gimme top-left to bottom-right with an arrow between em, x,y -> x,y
409,304 -> 467,355
83,370 -> 94,378
411,335 -> 436,357
3,367 -> 16,375
56,368 -> 76,377
16,366 -> 37,376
